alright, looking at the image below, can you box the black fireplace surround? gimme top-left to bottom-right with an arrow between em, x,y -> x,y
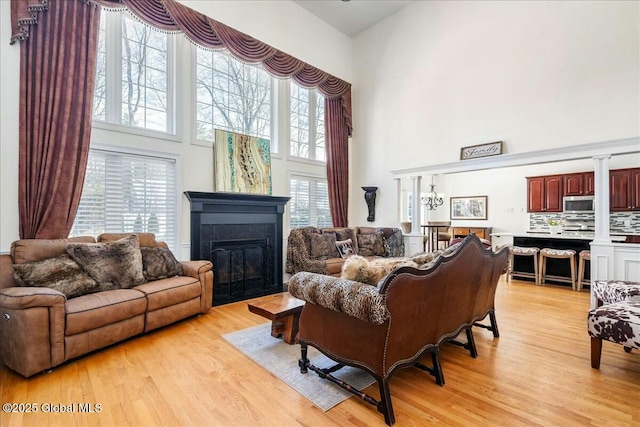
185,191 -> 290,306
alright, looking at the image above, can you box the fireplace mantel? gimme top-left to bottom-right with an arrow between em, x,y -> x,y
184,191 -> 290,305
184,191 -> 291,211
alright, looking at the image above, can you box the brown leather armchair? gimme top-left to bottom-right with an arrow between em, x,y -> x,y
288,235 -> 508,425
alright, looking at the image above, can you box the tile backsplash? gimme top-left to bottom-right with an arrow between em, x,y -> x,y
529,212 -> 640,234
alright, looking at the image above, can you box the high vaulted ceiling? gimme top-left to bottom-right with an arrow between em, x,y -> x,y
294,0 -> 413,38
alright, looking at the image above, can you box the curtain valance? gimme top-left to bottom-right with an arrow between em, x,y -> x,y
10,0 -> 352,133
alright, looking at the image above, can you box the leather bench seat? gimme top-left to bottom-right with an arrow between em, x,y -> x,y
133,276 -> 202,311
65,289 -> 147,336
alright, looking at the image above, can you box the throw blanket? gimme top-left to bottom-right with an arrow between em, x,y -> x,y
340,243 -> 462,286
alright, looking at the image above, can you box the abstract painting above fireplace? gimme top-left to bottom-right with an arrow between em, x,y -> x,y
184,191 -> 290,305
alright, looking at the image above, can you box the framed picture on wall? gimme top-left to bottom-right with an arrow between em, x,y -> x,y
450,196 -> 488,220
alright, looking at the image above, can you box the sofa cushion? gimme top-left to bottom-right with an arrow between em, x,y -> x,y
310,233 -> 339,258
65,289 -> 147,336
357,232 -> 386,257
12,254 -> 100,299
335,239 -> 355,258
133,276 -> 202,311
324,228 -> 357,245
325,258 -> 346,276
66,235 -> 145,291
11,236 -> 96,264
141,247 -> 183,281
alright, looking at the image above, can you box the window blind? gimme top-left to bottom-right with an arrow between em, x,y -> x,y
71,149 -> 178,250
289,174 -> 332,229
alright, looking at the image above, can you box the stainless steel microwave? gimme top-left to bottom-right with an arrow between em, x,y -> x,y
563,196 -> 595,213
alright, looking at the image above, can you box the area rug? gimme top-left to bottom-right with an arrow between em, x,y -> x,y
222,323 -> 376,411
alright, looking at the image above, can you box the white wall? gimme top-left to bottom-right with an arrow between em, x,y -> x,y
351,1 -> 640,227
0,0 -> 353,254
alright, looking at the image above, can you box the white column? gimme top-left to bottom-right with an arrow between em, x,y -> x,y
593,155 -> 611,244
394,177 -> 402,225
590,154 -> 612,309
411,175 -> 422,235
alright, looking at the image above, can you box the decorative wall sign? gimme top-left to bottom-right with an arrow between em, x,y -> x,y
450,196 -> 488,220
214,129 -> 272,194
460,141 -> 503,160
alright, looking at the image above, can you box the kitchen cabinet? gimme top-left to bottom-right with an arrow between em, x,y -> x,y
527,175 -> 563,212
451,227 -> 492,240
610,168 -> 640,211
564,172 -> 594,196
585,172 -> 595,195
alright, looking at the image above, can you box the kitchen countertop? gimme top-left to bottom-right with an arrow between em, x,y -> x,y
491,231 -> 629,241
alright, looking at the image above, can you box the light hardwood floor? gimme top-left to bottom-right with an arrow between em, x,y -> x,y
1,278 -> 639,426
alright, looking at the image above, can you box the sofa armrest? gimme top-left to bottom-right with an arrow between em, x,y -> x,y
0,287 -> 66,377
285,227 -> 330,275
180,260 -> 213,311
180,260 -> 212,278
289,272 -> 389,325
0,286 -> 65,309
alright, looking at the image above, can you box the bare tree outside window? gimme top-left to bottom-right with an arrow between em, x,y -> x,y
196,49 -> 271,141
93,13 -> 107,121
121,16 -> 168,132
290,82 -> 325,161
92,11 -> 170,133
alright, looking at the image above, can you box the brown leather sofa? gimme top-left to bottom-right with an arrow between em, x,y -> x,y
286,226 -> 405,277
288,235 -> 508,425
0,233 -> 213,378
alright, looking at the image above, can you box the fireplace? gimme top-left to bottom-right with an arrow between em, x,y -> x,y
184,191 -> 290,306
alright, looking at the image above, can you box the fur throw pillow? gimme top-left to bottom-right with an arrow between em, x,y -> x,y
341,255 -> 418,286
141,247 -> 183,280
66,235 -> 145,291
13,254 -> 100,298
357,232 -> 386,257
310,233 -> 339,258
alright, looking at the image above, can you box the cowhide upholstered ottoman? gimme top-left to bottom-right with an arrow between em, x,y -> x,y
588,297 -> 640,369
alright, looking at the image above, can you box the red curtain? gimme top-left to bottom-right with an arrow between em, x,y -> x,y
13,0 -> 100,238
325,95 -> 351,227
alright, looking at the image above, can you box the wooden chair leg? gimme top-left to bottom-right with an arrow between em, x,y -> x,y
377,378 -> 395,426
570,256 -> 576,291
591,337 -> 602,369
533,254 -> 539,285
465,327 -> 478,358
577,257 -> 584,292
507,253 -> 514,282
539,254 -> 546,284
431,349 -> 445,386
299,343 -> 309,373
489,311 -> 500,338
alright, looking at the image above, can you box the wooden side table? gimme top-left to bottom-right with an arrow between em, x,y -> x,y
247,292 -> 305,344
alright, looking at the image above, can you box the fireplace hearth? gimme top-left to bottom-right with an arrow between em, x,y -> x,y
184,192 -> 290,306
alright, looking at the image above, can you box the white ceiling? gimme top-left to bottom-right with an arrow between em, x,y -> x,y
294,0 -> 413,38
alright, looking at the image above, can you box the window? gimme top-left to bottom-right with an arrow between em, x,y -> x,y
93,10 -> 174,134
195,48 -> 272,142
289,174 -> 332,228
290,82 -> 325,161
71,149 -> 178,250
